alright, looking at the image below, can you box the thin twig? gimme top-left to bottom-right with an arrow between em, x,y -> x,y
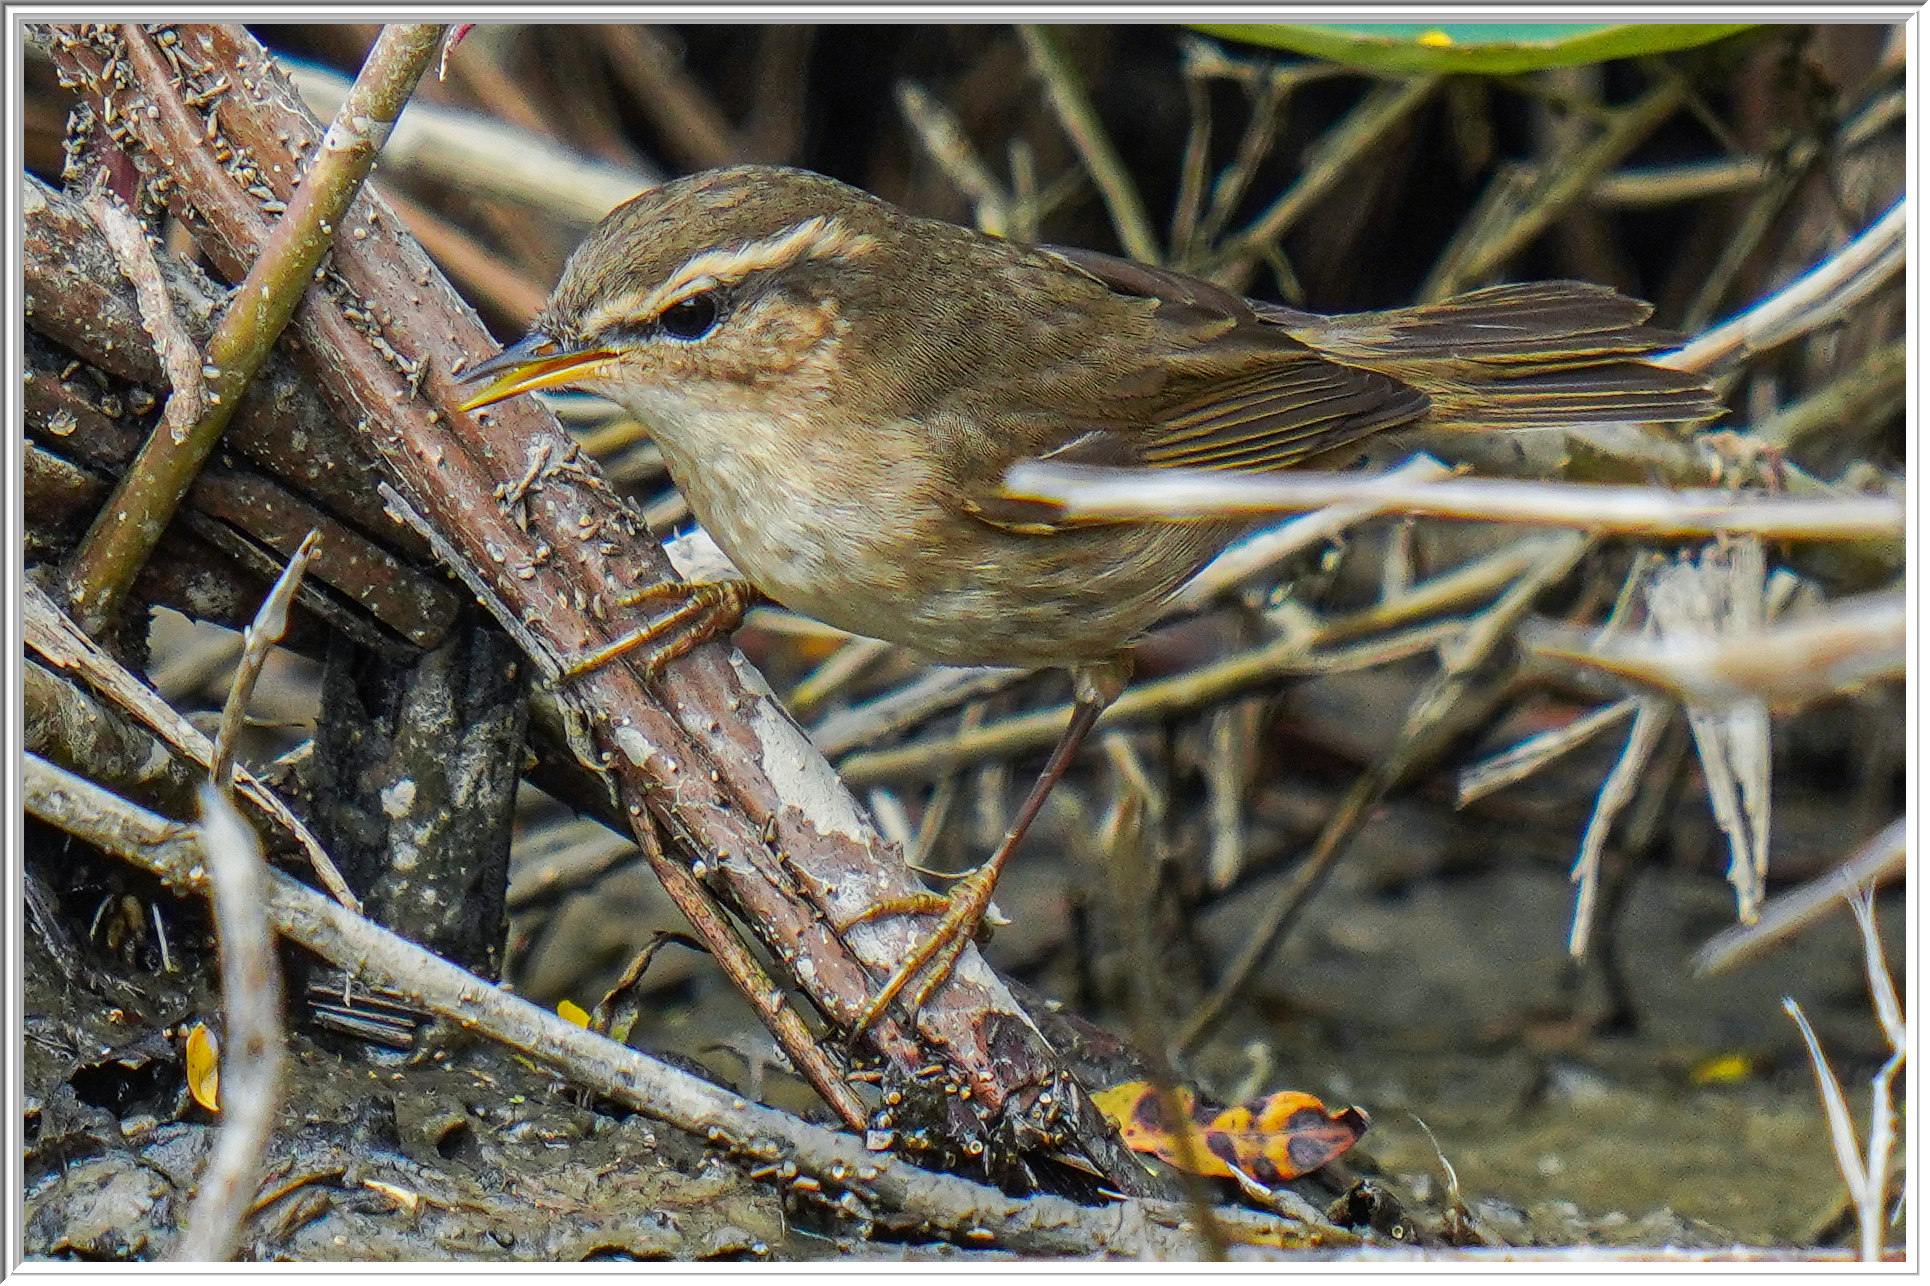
813,666 -> 1023,761
83,189 -> 208,439
1680,159 -> 1813,333
1203,75 -> 1441,289
1169,60 -> 1213,258
1588,157 -> 1772,207
1566,697 -> 1670,956
1018,25 -> 1160,265
1662,199 -> 1906,374
1754,338 -> 1907,453
1694,818 -> 1905,976
287,59 -> 657,222
1456,695 -> 1642,808
1524,588 -> 1905,710
789,635 -> 897,720
1005,459 -> 1905,543
1188,61 -> 1292,254
1845,892 -> 1906,1264
172,786 -> 287,1262
1168,455 -> 1455,612
1421,74 -> 1685,301
896,80 -> 1013,236
839,619 -> 1462,788
210,530 -> 320,796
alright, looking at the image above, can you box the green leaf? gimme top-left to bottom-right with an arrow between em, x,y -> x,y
1193,23 -> 1756,76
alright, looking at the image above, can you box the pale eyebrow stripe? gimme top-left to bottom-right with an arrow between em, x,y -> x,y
577,216 -> 878,337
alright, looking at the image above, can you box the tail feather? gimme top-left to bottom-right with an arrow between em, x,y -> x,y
1273,281 -> 1722,431
1428,362 -> 1724,430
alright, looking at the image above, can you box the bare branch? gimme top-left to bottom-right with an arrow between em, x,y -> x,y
173,787 -> 287,1262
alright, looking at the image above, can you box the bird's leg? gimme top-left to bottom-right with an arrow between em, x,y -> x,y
846,655 -> 1132,1039
561,578 -> 757,678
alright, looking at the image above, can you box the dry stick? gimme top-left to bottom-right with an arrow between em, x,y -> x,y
1661,199 -> 1906,374
838,538 -> 1548,786
629,802 -> 871,1133
601,25 -> 745,171
1003,460 -> 1905,543
1566,697 -> 1670,957
895,81 -> 1015,237
1170,456 -> 1455,612
1589,156 -> 1773,207
788,635 -> 896,720
1175,533 -> 1591,1054
1844,891 -> 1906,1263
1693,817 -> 1905,976
23,754 -> 1330,1258
209,530 -> 320,796
506,820 -> 637,913
1672,54 -> 1904,331
1755,337 -> 1907,452
1784,895 -> 1903,1267
172,786 -> 287,1263
23,580 -> 358,911
813,666 -> 1021,761
1681,164 -> 1808,333
287,60 -> 657,222
1170,61 -> 1213,257
1524,588 -> 1905,710
1421,75 -> 1685,302
1204,75 -> 1441,290
63,23 -> 445,638
1188,59 -> 1293,255
1456,695 -> 1642,808
1591,65 -> 1906,209
841,619 -> 1462,788
83,191 -> 209,438
1018,25 -> 1161,265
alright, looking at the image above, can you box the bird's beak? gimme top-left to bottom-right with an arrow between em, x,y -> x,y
456,332 -> 617,412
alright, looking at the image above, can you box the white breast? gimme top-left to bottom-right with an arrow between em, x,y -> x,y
627,391 -> 931,640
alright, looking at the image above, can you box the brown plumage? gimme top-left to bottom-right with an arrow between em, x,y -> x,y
461,165 -> 1722,1029
475,164 -> 1719,671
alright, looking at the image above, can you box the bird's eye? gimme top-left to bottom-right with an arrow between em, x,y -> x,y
657,292 -> 722,341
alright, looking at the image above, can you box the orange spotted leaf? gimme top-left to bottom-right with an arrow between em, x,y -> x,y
1092,1080 -> 1369,1184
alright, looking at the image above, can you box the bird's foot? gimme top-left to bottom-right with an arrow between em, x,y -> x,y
561,577 -> 756,678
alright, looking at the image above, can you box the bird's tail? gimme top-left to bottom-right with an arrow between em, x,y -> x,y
1273,281 -> 1724,431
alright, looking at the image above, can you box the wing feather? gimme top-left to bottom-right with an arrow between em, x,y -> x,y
959,252 -> 1721,535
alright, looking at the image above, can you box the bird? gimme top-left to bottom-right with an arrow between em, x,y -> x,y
458,163 -> 1721,1033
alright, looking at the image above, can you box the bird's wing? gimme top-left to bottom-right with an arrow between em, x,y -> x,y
953,250 -> 1719,534
950,246 -> 1430,534
1045,246 -> 1433,472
